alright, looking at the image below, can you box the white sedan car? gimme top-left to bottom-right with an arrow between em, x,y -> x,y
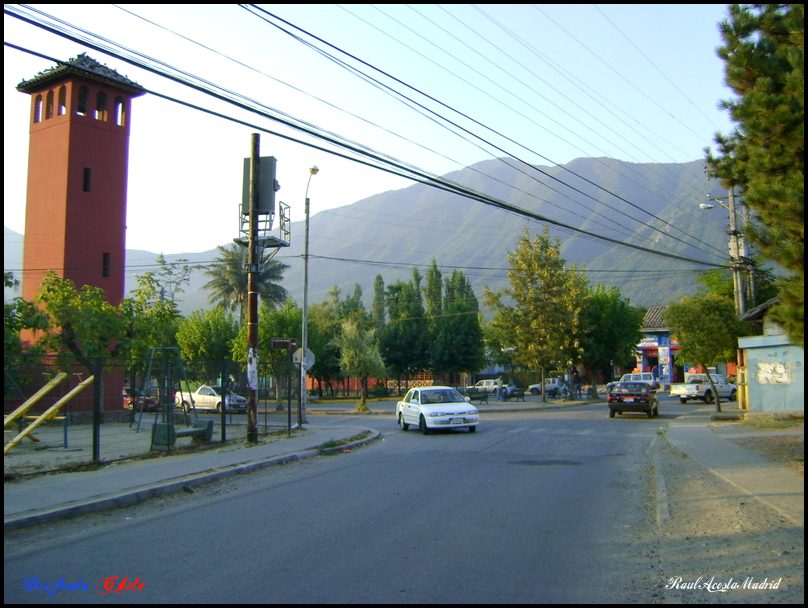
396,386 -> 479,434
175,385 -> 247,413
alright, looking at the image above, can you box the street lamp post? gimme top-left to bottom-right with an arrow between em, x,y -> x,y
300,166 -> 319,426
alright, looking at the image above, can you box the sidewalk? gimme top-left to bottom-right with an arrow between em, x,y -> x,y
664,412 -> 804,528
4,398 -> 803,532
4,416 -> 378,531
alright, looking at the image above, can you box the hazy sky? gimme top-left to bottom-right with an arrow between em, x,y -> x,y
4,4 -> 736,258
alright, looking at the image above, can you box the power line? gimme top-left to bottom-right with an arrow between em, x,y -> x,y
246,5 -> 727,260
4,5 -> 729,271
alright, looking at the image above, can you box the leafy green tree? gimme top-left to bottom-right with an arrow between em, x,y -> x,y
204,243 -> 289,323
231,299 -> 302,403
150,253 -> 192,306
371,274 -> 386,329
697,267 -> 778,309
4,272 -> 49,394
380,278 -> 428,388
176,307 -> 239,381
580,286 -> 644,384
119,265 -> 187,387
431,270 -> 485,384
664,294 -> 751,412
307,301 -> 343,397
336,319 -> 386,411
340,283 -> 368,326
706,4 -> 804,345
484,228 -> 587,400
424,259 -> 443,319
34,271 -> 126,372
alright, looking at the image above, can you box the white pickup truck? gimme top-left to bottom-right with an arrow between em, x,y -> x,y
465,379 -> 503,394
669,374 -> 737,404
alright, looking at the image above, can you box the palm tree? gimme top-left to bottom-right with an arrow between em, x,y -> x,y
204,243 -> 289,323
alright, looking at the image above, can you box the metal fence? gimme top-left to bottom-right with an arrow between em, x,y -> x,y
3,353 -> 305,478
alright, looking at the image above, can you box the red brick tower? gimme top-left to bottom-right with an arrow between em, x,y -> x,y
17,53 -> 145,307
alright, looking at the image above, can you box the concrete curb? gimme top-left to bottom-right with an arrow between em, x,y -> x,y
317,430 -> 382,455
650,433 -> 671,529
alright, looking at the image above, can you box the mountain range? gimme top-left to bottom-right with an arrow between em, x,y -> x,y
5,157 -> 729,315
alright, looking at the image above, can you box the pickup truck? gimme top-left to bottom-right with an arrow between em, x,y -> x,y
528,378 -> 564,397
465,379 -> 504,395
669,374 -> 737,404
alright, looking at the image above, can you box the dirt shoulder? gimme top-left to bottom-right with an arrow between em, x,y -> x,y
710,417 -> 804,476
653,419 -> 804,603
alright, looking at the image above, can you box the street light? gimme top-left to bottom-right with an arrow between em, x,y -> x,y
300,165 -> 319,426
700,189 -> 753,315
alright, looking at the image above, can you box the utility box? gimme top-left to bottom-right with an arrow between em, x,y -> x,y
241,156 -> 278,216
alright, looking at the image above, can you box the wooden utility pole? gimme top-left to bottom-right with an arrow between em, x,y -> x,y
246,134 -> 259,443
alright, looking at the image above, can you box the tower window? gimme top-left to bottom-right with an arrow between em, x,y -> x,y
114,97 -> 126,126
83,168 -> 92,192
58,86 -> 67,115
77,86 -> 88,116
46,90 -> 54,119
95,91 -> 107,121
34,95 -> 43,123
102,253 -> 111,277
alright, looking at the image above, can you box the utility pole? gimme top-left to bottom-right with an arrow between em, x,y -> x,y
236,135 -> 289,443
726,188 -> 747,316
246,134 -> 259,443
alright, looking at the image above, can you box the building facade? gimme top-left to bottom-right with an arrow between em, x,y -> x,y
738,298 -> 804,414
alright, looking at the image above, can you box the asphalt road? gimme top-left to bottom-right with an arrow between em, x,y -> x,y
5,403 -> 671,603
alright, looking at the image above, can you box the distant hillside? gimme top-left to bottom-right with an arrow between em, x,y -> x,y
5,157 -> 729,315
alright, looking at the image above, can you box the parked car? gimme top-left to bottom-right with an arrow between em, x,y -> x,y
607,382 -> 659,418
175,385 -> 247,413
123,388 -> 159,412
528,378 -> 563,397
396,386 -> 479,434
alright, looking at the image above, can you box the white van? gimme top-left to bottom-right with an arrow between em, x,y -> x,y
618,372 -> 659,390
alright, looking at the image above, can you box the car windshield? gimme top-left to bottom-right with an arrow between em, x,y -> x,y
420,389 -> 462,404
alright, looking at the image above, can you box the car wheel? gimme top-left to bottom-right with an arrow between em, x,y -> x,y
609,408 -> 615,418
729,389 -> 737,401
679,397 -> 688,404
530,388 -> 539,395
398,413 -> 409,431
468,425 -> 476,433
419,415 -> 430,435
703,390 -> 713,404
182,401 -> 191,414
216,402 -> 223,413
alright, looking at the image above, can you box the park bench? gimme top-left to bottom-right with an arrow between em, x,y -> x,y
465,388 -> 489,404
151,419 -> 213,451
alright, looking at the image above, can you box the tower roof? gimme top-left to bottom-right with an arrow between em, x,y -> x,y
17,53 -> 146,96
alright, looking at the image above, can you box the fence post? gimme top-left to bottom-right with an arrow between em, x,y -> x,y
92,358 -> 102,463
